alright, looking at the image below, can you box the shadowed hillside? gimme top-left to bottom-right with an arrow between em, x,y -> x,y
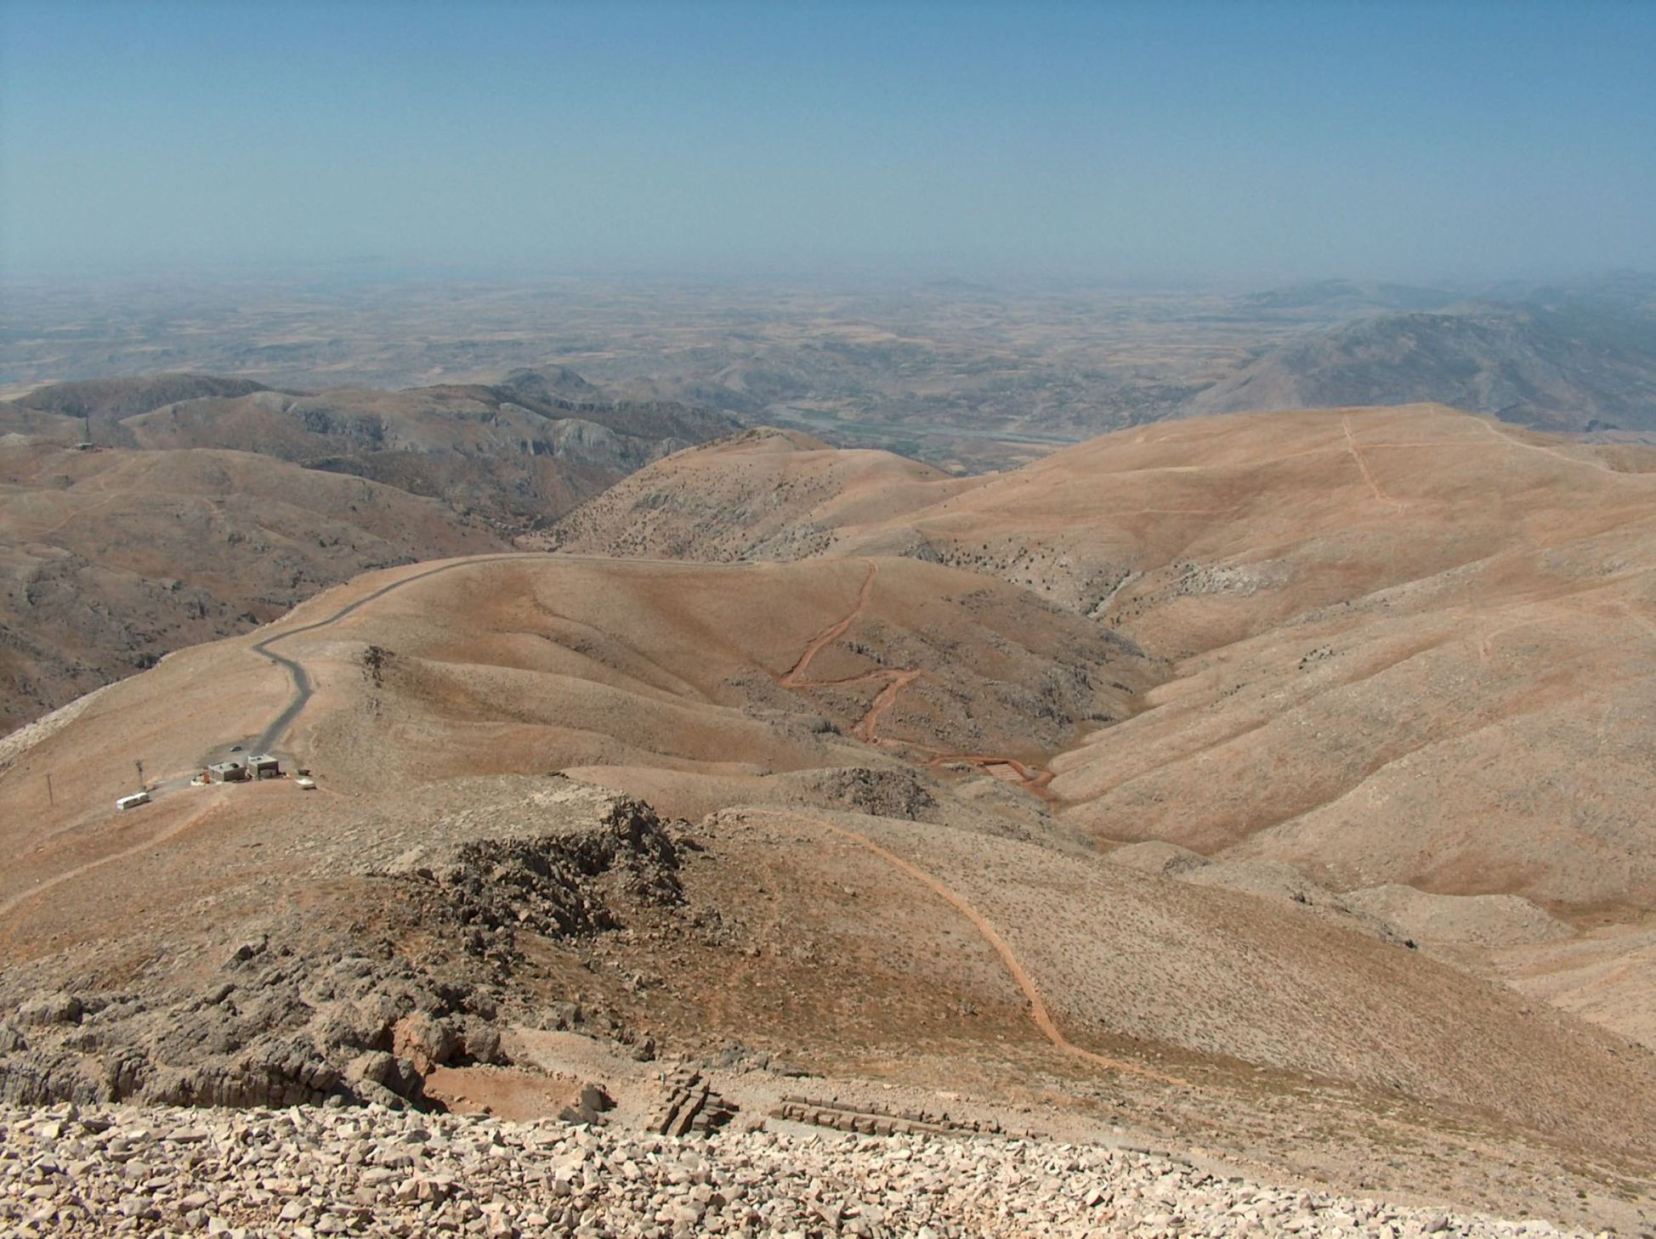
0,442 -> 503,731
0,368 -> 742,729
4,368 -> 743,532
1186,307 -> 1656,432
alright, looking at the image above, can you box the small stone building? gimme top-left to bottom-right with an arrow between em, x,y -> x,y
209,760 -> 248,783
247,754 -> 282,780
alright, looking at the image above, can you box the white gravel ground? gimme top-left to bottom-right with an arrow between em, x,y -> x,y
0,1103 -> 1605,1238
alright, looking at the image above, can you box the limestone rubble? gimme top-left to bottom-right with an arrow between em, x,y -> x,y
0,1103 -> 1599,1238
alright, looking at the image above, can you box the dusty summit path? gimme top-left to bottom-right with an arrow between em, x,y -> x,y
779,561 -> 881,687
740,808 -> 1184,1088
1342,415 -> 1404,511
775,560 -> 928,743
765,566 -> 1181,1077
0,798 -> 228,933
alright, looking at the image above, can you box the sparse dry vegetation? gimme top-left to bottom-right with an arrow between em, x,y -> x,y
3,402 -> 1655,1231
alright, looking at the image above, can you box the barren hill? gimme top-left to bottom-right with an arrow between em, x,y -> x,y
542,427 -> 965,560
0,441 -> 502,731
6,408 -> 1656,1229
552,406 -> 1656,1040
2,552 -> 1653,1228
3,368 -> 743,533
8,374 -> 270,431
0,368 -> 742,729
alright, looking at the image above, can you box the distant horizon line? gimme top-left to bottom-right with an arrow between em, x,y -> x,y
3,260 -> 1651,296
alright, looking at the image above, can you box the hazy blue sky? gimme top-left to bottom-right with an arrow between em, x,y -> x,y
2,0 -> 1652,282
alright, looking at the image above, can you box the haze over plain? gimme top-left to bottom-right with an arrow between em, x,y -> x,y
3,0 -> 1653,281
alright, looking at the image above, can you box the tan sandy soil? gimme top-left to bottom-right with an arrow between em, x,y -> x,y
420,1064 -> 585,1120
1489,917 -> 1656,1050
0,438 -> 503,731
550,405 -> 1656,1045
5,407 -> 1656,1229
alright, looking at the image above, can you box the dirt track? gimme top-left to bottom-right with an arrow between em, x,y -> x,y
773,559 -> 927,744
1342,415 -> 1403,510
0,799 -> 226,933
775,560 -> 1058,797
764,581 -> 1180,1085
743,808 -> 1184,1087
780,562 -> 880,687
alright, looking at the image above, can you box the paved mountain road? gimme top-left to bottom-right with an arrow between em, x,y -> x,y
247,551 -> 707,755
247,553 -> 554,754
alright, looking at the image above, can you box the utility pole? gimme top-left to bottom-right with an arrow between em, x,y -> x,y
45,773 -> 53,806
83,412 -> 92,445
135,759 -> 145,790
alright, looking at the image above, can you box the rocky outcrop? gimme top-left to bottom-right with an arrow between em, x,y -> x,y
412,795 -> 686,941
0,939 -> 502,1111
0,797 -> 689,1114
787,766 -> 939,822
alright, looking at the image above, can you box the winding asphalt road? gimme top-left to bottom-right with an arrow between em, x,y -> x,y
247,551 -> 708,756
5,552 -> 700,915
248,553 -> 554,754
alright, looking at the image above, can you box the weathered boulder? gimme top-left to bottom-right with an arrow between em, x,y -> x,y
16,994 -> 83,1027
393,1013 -> 460,1073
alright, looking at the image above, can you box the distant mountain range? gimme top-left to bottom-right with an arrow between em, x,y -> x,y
1190,273 -> 1656,432
5,272 -> 1652,457
1232,277 -> 1461,315
1186,305 -> 1656,431
6,367 -> 741,531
